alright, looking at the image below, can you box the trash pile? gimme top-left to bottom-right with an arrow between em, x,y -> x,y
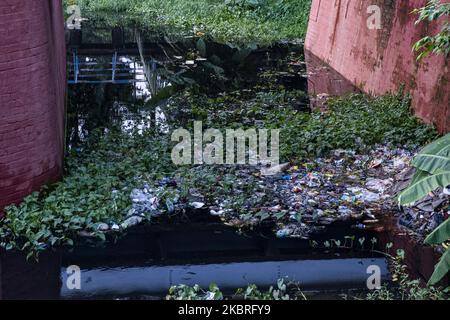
95,182 -> 181,233
212,146 -> 414,238
119,185 -> 162,230
172,146 -> 418,238
95,145 -> 448,239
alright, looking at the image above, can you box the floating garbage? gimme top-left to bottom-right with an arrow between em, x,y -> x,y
130,185 -> 160,217
347,187 -> 380,203
182,145 -> 424,238
393,157 -> 449,237
121,216 -> 144,229
276,228 -> 292,238
365,178 -> 392,194
97,223 -> 109,232
444,187 -> 450,196
93,146 -> 446,240
210,209 -> 225,216
190,202 -> 205,209
338,206 -> 353,217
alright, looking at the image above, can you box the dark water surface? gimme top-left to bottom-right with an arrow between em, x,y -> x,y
1,219 -> 390,300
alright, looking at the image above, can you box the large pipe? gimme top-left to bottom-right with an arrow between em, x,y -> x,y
61,258 -> 389,298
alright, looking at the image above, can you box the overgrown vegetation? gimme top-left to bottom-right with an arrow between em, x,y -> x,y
0,87 -> 438,258
65,0 -> 312,45
424,219 -> 450,286
171,90 -> 437,161
0,128 -> 177,259
166,278 -> 301,300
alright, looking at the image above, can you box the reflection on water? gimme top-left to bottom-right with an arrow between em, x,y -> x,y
67,51 -> 171,149
66,24 -> 309,150
120,106 -> 169,135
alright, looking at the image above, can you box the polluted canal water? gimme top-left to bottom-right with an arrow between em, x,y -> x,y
0,21 -> 447,300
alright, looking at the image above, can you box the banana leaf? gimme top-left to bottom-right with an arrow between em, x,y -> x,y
415,133 -> 450,157
425,218 -> 450,245
413,154 -> 450,174
437,144 -> 450,157
398,171 -> 450,205
409,169 -> 430,185
427,248 -> 450,286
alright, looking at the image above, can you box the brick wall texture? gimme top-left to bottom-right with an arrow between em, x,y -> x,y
0,0 -> 66,213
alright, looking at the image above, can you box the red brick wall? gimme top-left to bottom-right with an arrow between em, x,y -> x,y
0,0 -> 66,213
305,0 -> 450,133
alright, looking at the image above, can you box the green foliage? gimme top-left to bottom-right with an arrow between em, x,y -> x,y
399,134 -> 450,206
0,126 -> 177,259
163,91 -> 438,225
65,0 -> 312,45
167,278 -> 298,300
426,218 -> 450,245
167,283 -> 223,300
268,93 -> 438,160
235,278 -> 293,300
425,219 -> 450,285
399,172 -> 450,206
366,250 -> 448,300
398,134 -> 450,285
175,90 -> 437,162
413,0 -> 450,60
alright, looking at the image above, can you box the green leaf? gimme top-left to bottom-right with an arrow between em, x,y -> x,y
97,232 -> 106,241
415,133 -> 450,157
425,218 -> 450,245
412,154 -> 450,174
202,62 -> 226,78
232,46 -> 253,63
410,169 -> 430,185
209,283 -> 218,291
427,247 -> 450,286
398,171 -> 450,205
196,38 -> 207,57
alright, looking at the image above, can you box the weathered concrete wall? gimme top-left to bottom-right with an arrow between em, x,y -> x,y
305,0 -> 449,133
0,0 -> 66,213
